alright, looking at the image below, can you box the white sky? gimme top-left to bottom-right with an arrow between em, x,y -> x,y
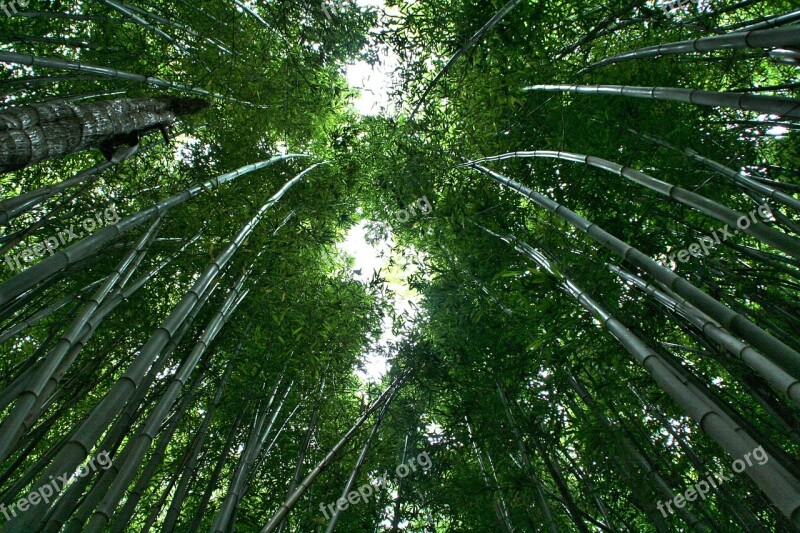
338,221 -> 420,384
337,0 -> 412,385
345,0 -> 399,116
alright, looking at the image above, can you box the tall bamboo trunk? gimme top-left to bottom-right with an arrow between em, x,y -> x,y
522,84 -> 800,119
210,374 -> 287,532
259,378 -> 403,533
324,397 -> 389,532
0,154 -> 307,308
5,164 -> 319,527
85,279 -> 248,531
466,163 -> 800,378
158,359 -> 235,532
0,51 -> 258,106
0,130 -> 173,226
488,227 -> 800,526
609,263 -> 800,407
580,26 -> 800,73
409,0 -> 523,117
465,418 -> 515,533
185,410 -> 245,532
464,151 -> 800,259
390,434 -> 409,533
0,216 -> 164,463
276,374 -> 326,533
0,97 -> 206,172
630,128 -> 800,213
496,382 -> 568,532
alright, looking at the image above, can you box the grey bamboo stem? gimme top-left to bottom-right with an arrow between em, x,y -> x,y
580,26 -> 800,73
0,132 -> 172,226
0,51 -> 258,107
494,229 -> 800,526
0,217 -> 163,464
0,154 -> 307,307
609,264 -> 800,407
465,163 -> 800,378
259,379 -> 403,533
523,84 -> 800,119
325,399 -> 389,532
7,167 -> 316,531
85,281 -> 248,531
631,129 -> 800,213
463,151 -> 800,259
212,375 -> 285,532
410,0 -> 523,118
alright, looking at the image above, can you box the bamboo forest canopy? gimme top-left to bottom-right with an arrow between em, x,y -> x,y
0,0 -> 799,531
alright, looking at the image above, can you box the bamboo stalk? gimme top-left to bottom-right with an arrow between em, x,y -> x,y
8,166 -> 319,531
464,163 -> 800,378
0,154 -> 307,307
580,26 -> 800,73
523,84 -> 800,119
0,51 -> 259,107
489,228 -> 800,526
463,151 -> 800,259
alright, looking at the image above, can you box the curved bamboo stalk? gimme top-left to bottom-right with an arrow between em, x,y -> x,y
522,84 -> 800,119
580,26 -> 800,73
158,361 -> 234,532
233,0 -> 288,44
114,0 -> 232,55
259,379 -> 404,533
85,281 -> 248,531
325,398 -> 389,533
464,163 -> 800,378
210,374 -> 285,532
0,216 -> 164,464
0,154 -> 307,308
0,278 -> 102,345
409,0 -> 523,118
184,411 -> 244,532
97,0 -> 183,47
463,151 -> 800,259
489,228 -> 800,526
609,263 -> 800,407
9,11 -> 111,21
22,232 -> 204,433
0,51 -> 260,107
629,129 -> 800,213
8,165 -> 319,532
42,280 -> 218,533
0,34 -> 107,49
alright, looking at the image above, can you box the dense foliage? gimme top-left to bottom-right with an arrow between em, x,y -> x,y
1,0 -> 799,531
